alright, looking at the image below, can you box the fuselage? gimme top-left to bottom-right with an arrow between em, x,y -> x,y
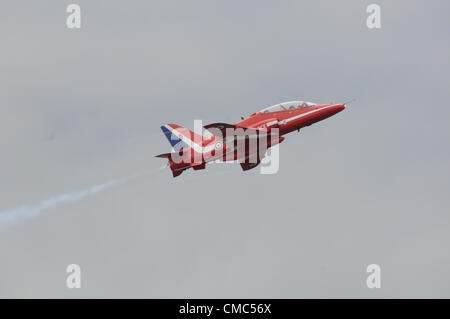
236,103 -> 346,135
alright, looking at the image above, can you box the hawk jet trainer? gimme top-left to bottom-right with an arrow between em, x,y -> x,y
156,101 -> 346,177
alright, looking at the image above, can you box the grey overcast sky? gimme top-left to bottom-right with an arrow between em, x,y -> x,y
0,0 -> 449,298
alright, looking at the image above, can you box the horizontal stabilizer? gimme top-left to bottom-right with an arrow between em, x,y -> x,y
155,152 -> 171,158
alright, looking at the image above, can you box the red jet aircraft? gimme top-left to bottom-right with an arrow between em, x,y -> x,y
156,101 -> 345,177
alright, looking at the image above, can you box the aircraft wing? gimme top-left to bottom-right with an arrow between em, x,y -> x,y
204,122 -> 265,138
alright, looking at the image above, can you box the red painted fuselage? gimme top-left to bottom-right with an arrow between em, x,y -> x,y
236,103 -> 345,134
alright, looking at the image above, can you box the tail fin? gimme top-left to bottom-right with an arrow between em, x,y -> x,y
160,124 -> 205,151
157,124 -> 223,178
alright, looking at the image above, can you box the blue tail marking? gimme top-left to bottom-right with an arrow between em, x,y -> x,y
160,126 -> 189,151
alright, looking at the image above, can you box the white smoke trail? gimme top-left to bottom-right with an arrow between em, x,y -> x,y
0,168 -> 164,229
0,178 -> 127,229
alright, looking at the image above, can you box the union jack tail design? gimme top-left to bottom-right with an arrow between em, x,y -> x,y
156,124 -> 226,177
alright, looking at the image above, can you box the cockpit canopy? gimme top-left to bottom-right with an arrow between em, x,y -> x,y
260,101 -> 317,113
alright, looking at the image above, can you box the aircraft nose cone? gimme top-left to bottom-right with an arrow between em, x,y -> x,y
336,104 -> 346,112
